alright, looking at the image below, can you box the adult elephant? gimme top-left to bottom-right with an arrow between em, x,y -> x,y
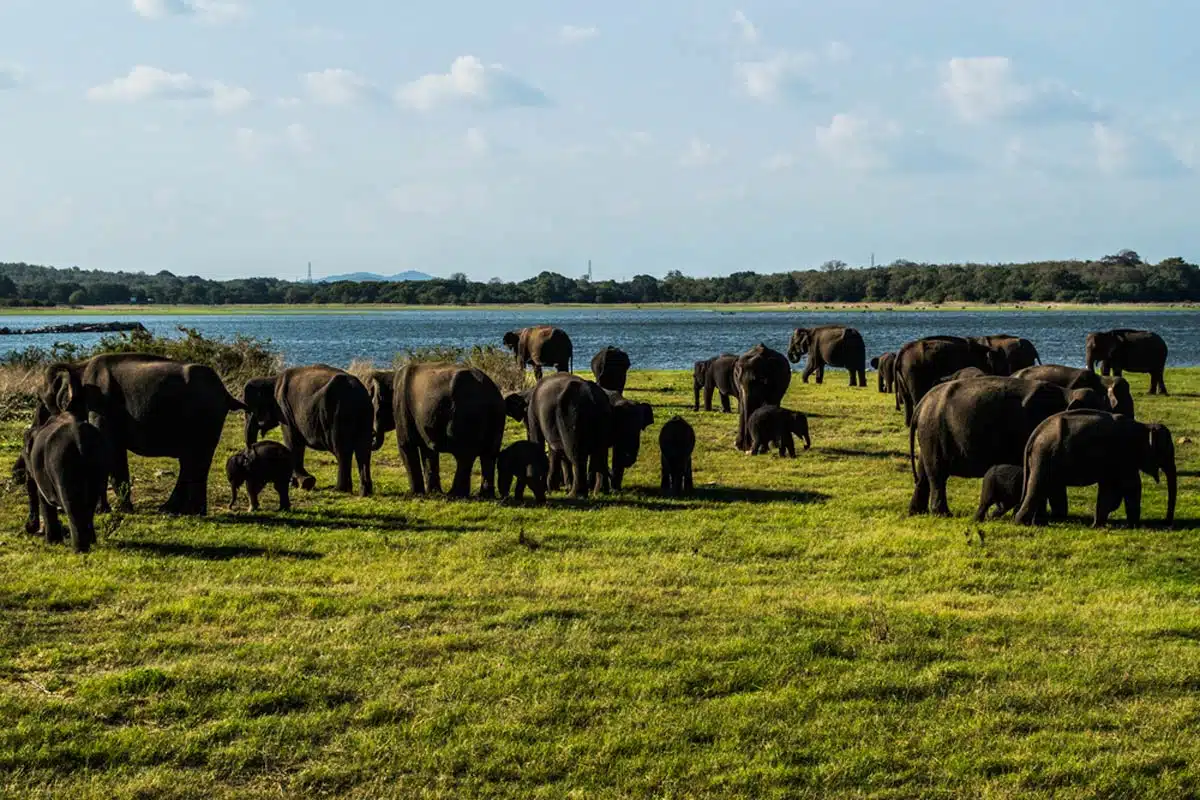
371,362 -> 505,498
243,365 -> 374,496
1015,410 -> 1176,528
503,326 -> 573,380
591,346 -> 631,394
525,373 -> 613,499
694,354 -> 738,413
969,335 -> 1040,373
39,353 -> 244,515
893,336 -> 1006,426
908,376 -> 1107,516
733,343 -> 792,452
1085,329 -> 1169,394
871,352 -> 896,394
787,325 -> 867,387
1012,364 -> 1135,417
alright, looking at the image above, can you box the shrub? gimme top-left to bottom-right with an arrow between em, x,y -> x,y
352,345 -> 527,394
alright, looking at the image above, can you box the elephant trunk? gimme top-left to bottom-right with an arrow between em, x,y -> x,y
1085,346 -> 1097,373
244,415 -> 259,448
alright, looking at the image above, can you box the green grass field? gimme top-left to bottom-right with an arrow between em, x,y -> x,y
2,369 -> 1199,798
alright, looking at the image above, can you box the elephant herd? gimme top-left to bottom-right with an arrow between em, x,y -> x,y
8,320 -> 1179,554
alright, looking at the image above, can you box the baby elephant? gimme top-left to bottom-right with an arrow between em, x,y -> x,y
497,440 -> 550,503
747,405 -> 811,457
658,416 -> 695,497
226,441 -> 294,512
975,464 -> 1023,521
21,409 -> 109,553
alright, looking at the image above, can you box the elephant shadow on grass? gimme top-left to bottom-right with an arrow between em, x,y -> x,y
205,510 -> 488,535
599,485 -> 830,508
112,540 -> 323,561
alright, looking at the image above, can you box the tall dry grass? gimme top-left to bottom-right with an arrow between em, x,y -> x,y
349,345 -> 528,393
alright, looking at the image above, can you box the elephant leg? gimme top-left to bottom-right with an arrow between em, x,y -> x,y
929,471 -> 951,517
513,477 -> 526,501
248,480 -> 262,512
1122,472 -> 1142,527
423,449 -> 443,494
478,453 -> 496,499
1154,371 -> 1168,395
399,443 -> 426,495
547,450 -> 565,491
1094,479 -> 1122,528
801,362 -> 815,384
781,432 -> 796,458
185,444 -> 216,516
533,364 -> 544,381
858,368 -> 867,387
1049,485 -> 1069,520
1016,469 -> 1050,526
275,479 -> 291,511
448,454 -> 474,498
282,430 -> 317,491
720,392 -> 731,413
24,477 -> 40,535
816,364 -> 825,384
355,441 -> 373,498
109,446 -> 134,512
908,460 -> 931,515
40,499 -> 64,545
683,461 -> 693,495
702,384 -> 714,412
61,495 -> 94,554
568,450 -> 589,499
661,459 -> 671,495
974,494 -> 991,523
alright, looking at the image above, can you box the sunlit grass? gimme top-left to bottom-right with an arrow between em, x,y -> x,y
1,368 -> 1199,798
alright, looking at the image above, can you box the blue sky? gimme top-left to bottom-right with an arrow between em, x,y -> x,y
0,1 -> 1195,281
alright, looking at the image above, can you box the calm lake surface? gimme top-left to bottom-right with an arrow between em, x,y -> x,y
1,309 -> 1198,370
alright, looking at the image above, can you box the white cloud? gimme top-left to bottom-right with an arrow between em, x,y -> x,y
736,53 -> 819,103
304,68 -> 374,106
87,66 -> 251,113
465,127 -> 489,156
816,113 -> 965,173
132,0 -> 244,23
396,55 -> 550,111
0,64 -> 25,90
942,57 -> 1102,125
679,138 -> 723,168
732,10 -> 759,44
559,25 -> 598,43
1093,123 -> 1186,178
235,124 -> 313,160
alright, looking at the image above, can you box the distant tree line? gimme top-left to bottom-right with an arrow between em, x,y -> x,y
0,250 -> 1196,307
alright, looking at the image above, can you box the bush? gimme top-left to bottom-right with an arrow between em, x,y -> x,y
351,345 -> 527,394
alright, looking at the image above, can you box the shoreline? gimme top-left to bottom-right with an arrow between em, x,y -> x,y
0,301 -> 1197,316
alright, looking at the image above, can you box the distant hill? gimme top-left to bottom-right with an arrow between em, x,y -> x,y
320,271 -> 434,283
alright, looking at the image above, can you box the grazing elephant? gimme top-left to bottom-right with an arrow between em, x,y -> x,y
606,390 -> 654,490
591,347 -> 631,394
747,405 -> 811,457
226,441 -> 293,512
969,335 -> 1040,373
694,354 -> 738,413
373,362 -> 505,498
659,416 -> 695,497
908,376 -> 1107,516
20,406 -> 109,553
1085,329 -> 1169,394
734,343 -> 792,451
503,326 -> 573,380
1015,410 -> 1176,527
243,365 -> 374,496
497,441 -> 550,503
1012,365 -> 1135,417
39,353 -> 244,515
504,388 -> 534,424
525,373 -> 612,499
935,367 -> 988,385
871,352 -> 896,394
787,325 -> 867,387
975,464 -> 1023,522
894,336 -> 1006,426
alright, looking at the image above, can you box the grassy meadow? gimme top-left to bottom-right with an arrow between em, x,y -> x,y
2,367 -> 1200,798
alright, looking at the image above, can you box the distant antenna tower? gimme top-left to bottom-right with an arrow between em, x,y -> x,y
307,262 -> 313,284
587,259 -> 593,281
870,252 -> 875,268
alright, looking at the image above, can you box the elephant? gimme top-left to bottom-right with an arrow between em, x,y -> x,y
969,335 -> 1040,373
694,354 -> 738,413
243,365 -> 374,497
20,406 -> 109,553
1085,329 -> 1169,395
658,416 -> 695,497
226,441 -> 293,512
975,464 -> 1023,522
734,343 -> 792,451
747,405 -> 811,457
591,347 -> 631,394
39,353 -> 244,515
871,352 -> 896,394
1015,410 -> 1176,528
503,326 -> 573,380
893,336 -> 1006,426
934,367 -> 988,386
372,362 -> 505,498
1012,365 -> 1135,417
787,325 -> 867,387
525,372 -> 613,499
606,390 -> 654,490
504,388 -> 534,425
497,440 -> 550,503
908,376 -> 1108,516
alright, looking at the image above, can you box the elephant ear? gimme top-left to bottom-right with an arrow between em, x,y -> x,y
638,403 -> 654,430
1066,389 -> 1099,411
45,364 -> 85,419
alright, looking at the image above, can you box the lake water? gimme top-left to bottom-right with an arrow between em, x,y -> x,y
1,308 -> 1198,370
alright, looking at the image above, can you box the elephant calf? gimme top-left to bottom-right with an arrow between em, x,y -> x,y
497,441 -> 550,503
226,441 -> 293,512
658,416 -> 695,497
20,409 -> 109,553
975,464 -> 1023,522
747,405 -> 811,457
871,352 -> 896,394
